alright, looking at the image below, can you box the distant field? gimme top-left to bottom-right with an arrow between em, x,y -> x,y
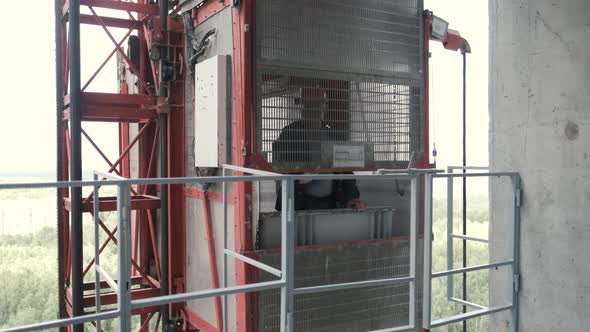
0,176 -> 56,235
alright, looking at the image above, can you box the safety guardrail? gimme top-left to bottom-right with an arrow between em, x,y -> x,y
422,170 -> 521,331
0,166 -> 519,332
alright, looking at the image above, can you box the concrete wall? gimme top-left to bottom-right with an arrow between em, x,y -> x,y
489,1 -> 590,331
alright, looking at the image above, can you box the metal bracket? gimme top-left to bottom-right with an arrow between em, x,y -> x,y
515,188 -> 522,207
513,274 -> 520,293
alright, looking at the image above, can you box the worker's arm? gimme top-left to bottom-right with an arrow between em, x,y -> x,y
333,177 -> 366,209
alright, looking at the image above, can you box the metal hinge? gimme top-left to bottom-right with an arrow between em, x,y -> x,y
513,274 -> 520,293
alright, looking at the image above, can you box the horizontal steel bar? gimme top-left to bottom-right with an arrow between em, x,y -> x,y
0,176 -> 283,190
369,324 -> 416,332
0,173 -> 419,190
294,276 -> 413,295
448,166 -> 489,171
449,297 -> 487,310
131,280 -> 286,309
376,168 -> 444,174
222,164 -> 281,176
96,265 -> 119,292
1,311 -> 120,332
430,304 -> 513,328
224,249 -> 282,277
432,260 -> 514,278
451,234 -> 489,243
0,179 -> 114,190
291,174 -> 416,181
433,172 -> 519,178
94,170 -> 127,181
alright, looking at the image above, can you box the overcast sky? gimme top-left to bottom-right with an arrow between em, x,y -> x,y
0,1 -> 488,175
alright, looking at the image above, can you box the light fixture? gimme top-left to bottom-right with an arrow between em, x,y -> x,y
431,15 -> 449,40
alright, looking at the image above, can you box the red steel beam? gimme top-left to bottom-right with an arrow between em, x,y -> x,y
81,276 -> 145,291
81,128 -> 128,179
88,6 -> 153,94
141,124 -> 162,281
202,197 -> 223,331
79,14 -> 141,29
81,218 -> 158,288
166,32 -> 186,317
80,0 -> 159,15
64,92 -> 158,122
83,288 -> 160,307
417,13 -> 433,168
82,27 -> 134,91
138,312 -> 155,332
64,125 -> 72,284
119,123 -> 131,177
63,195 -> 161,212
79,118 -> 154,207
232,1 -> 255,331
81,92 -> 157,107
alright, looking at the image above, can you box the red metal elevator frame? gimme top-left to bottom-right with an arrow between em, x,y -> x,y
56,1 -> 467,331
184,2 -> 437,332
58,0 -> 186,330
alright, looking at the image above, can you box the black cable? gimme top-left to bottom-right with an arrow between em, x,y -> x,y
462,50 -> 468,332
189,28 -> 216,65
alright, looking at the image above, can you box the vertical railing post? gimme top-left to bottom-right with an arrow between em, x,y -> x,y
447,167 -> 454,300
279,179 -> 288,332
422,173 -> 434,330
117,183 -> 132,331
512,175 -> 521,332
409,174 -> 418,328
93,175 -> 101,332
280,178 -> 295,332
222,169 -> 229,332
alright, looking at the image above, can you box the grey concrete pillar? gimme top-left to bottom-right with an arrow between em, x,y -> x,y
490,0 -> 590,331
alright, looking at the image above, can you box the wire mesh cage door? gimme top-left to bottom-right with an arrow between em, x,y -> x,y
254,0 -> 425,171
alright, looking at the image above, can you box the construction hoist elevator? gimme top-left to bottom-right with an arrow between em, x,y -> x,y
56,0 -> 469,331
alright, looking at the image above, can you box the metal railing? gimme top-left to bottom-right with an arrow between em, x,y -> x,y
422,170 -> 521,331
0,166 -> 520,332
446,166 -> 490,309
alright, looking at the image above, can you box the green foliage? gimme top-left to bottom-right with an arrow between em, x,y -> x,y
0,228 -> 59,330
431,196 -> 490,332
1,197 -> 492,331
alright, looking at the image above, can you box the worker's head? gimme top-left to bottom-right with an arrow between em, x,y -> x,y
300,86 -> 326,125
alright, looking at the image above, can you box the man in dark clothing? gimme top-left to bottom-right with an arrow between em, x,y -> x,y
273,87 -> 362,211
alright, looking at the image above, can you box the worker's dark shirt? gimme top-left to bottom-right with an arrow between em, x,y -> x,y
272,120 -> 360,211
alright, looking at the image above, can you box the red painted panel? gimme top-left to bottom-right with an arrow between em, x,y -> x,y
231,2 -> 256,331
417,13 -> 433,169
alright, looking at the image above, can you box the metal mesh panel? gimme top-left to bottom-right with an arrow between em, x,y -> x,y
256,0 -> 422,77
255,0 -> 424,170
255,240 -> 423,331
257,74 -> 421,169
